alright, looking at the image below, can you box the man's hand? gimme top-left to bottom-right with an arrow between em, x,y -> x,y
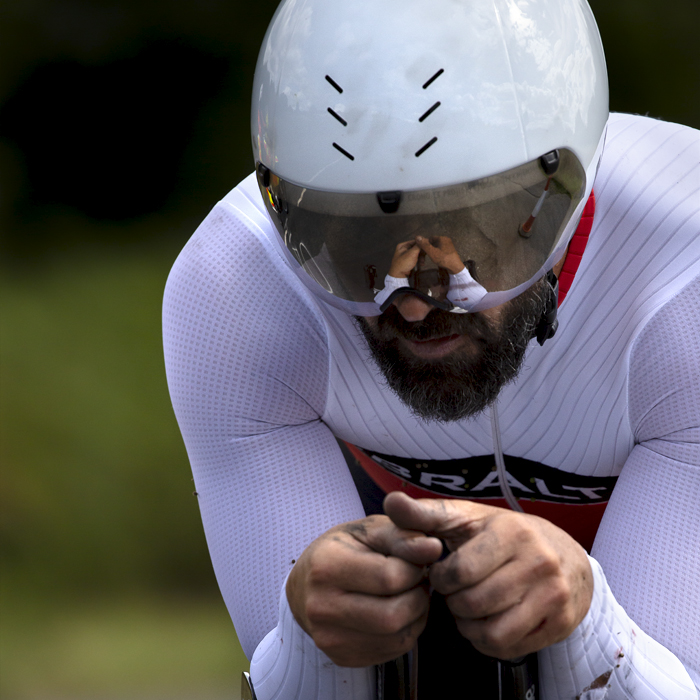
286,515 -> 443,667
388,236 -> 465,278
387,240 -> 422,279
413,236 -> 465,275
384,492 -> 593,660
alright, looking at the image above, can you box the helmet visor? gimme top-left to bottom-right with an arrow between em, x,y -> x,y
257,150 -> 585,315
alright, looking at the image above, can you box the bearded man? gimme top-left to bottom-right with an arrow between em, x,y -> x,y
162,0 -> 700,698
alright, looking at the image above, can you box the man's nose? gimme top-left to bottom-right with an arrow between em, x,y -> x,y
392,293 -> 434,322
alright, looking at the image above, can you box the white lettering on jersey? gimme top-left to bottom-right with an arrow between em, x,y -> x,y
419,473 -> 466,491
562,485 -> 609,500
471,470 -> 536,494
535,478 -> 578,500
372,456 -> 412,480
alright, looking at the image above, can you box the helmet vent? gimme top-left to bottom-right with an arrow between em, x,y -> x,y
418,101 -> 441,122
327,108 -> 348,127
422,69 -> 444,89
332,142 -> 355,160
325,76 -> 352,159
325,75 -> 343,93
415,137 -> 438,157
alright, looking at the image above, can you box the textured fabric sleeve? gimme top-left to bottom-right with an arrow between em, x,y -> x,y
539,276 -> 700,698
162,195 -> 369,670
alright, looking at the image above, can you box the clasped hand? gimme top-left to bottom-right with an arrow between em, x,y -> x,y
388,236 -> 465,278
287,492 -> 593,667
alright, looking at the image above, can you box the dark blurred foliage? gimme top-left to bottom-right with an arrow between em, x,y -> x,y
592,0 -> 699,129
0,0 -> 698,264
0,0 -> 280,263
2,41 -> 230,220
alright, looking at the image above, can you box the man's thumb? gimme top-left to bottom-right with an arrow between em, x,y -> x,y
383,491 -> 451,533
384,491 -> 487,548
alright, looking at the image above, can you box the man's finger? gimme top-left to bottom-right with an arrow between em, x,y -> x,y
309,586 -> 430,637
434,550 -> 530,610
323,547 -> 429,596
389,243 -> 422,278
429,526 -> 509,594
415,236 -> 442,257
313,609 -> 430,668
453,593 -> 551,660
384,492 -> 492,546
414,237 -> 464,275
339,514 -> 443,566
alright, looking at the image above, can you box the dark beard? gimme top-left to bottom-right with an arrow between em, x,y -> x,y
355,282 -> 546,422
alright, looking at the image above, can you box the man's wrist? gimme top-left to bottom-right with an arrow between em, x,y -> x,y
539,554 -> 698,700
250,579 -> 376,700
374,275 -> 410,307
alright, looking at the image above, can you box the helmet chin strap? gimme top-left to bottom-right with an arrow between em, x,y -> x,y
378,287 -> 454,313
534,270 -> 559,345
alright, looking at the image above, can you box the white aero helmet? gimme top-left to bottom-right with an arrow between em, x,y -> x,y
252,0 -> 609,317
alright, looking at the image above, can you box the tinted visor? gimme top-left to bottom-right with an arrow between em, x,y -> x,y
257,150 -> 585,313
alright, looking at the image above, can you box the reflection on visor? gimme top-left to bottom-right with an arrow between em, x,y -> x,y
372,242 -> 489,312
257,150 -> 585,312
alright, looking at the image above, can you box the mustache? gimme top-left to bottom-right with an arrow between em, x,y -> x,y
371,304 -> 494,343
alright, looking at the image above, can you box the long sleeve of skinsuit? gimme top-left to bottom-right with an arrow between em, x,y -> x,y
162,113 -> 700,699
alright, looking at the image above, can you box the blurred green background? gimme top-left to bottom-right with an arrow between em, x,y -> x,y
0,1 -> 698,698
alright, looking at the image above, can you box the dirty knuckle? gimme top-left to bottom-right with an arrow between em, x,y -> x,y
433,559 -> 470,591
464,594 -> 490,619
546,578 -> 571,607
555,605 -> 577,633
532,552 -> 559,577
305,597 -> 332,625
555,580 -> 572,605
314,629 -> 343,656
378,566 -> 403,594
513,527 -> 536,549
396,617 -> 424,648
455,558 -> 477,583
482,627 -> 503,648
445,590 -> 473,618
308,559 -> 335,585
379,607 -> 408,635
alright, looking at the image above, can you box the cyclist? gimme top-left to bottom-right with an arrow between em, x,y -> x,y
162,0 -> 700,697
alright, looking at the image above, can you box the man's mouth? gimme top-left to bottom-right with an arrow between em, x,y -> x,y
400,333 -> 466,359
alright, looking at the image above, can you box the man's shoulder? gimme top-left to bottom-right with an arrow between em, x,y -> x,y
593,113 -> 699,259
219,172 -> 270,227
167,173 -> 285,287
602,113 -> 698,184
164,172 -> 327,332
553,114 -> 699,380
606,111 -> 698,143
